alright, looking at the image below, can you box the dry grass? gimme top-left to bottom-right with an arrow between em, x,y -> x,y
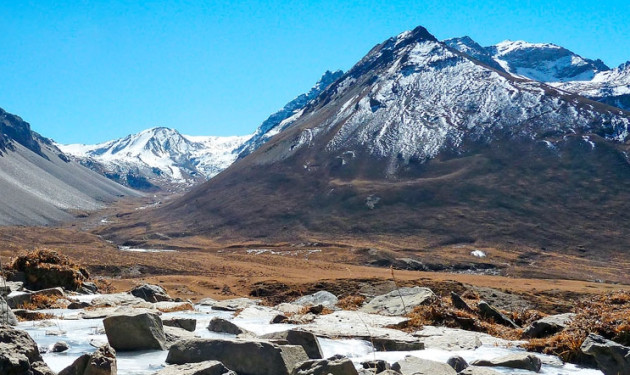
337,295 -> 366,310
155,303 -> 194,313
524,291 -> 630,364
16,294 -> 63,310
8,249 -> 88,290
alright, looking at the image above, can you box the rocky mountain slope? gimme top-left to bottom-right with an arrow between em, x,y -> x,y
106,25 -> 630,263
0,107 -> 139,226
58,128 -> 249,191
236,70 -> 344,158
445,36 -> 629,111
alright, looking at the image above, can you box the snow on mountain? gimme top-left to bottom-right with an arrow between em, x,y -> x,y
236,69 -> 344,158
258,27 -> 629,169
443,36 -> 506,72
58,127 -> 249,190
486,40 -> 609,82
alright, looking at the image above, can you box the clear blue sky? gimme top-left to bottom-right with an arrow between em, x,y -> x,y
1,0 -> 629,144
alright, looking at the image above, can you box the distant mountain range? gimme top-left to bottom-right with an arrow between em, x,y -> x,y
58,70 -> 344,190
103,25 -> 630,267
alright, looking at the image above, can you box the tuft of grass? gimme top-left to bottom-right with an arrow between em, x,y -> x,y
337,295 -> 366,310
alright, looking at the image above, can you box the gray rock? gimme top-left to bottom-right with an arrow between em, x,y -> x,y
155,360 -> 236,375
103,312 -> 167,351
450,292 -> 473,312
130,284 -> 172,303
261,329 -> 323,359
293,291 -> 338,308
59,344 -> 117,375
165,326 -> 196,345
91,293 -> 152,308
522,313 -> 575,338
581,333 -> 630,375
446,355 -> 468,372
0,280 -> 23,297
0,325 -> 55,375
0,296 -> 18,326
471,353 -> 542,372
292,354 -> 358,375
198,298 -> 217,306
207,317 -> 251,335
477,301 -> 519,328
458,366 -> 503,375
52,341 -> 70,353
371,338 -> 423,351
68,301 -> 91,309
394,355 -> 456,375
360,287 -> 436,316
271,314 -> 289,324
163,317 -> 197,332
82,282 -> 99,294
211,298 -> 259,311
413,326 -> 519,350
361,359 -> 391,373
166,338 -> 308,375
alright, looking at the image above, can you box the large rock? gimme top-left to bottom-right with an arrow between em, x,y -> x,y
90,293 -> 151,308
360,287 -> 436,316
261,330 -> 323,359
0,325 -> 55,375
130,284 -> 172,303
0,296 -> 18,325
207,317 -> 251,335
293,291 -> 338,308
166,338 -> 309,375
471,353 -> 542,372
446,355 -> 468,372
163,318 -> 197,332
393,356 -> 456,375
103,312 -> 167,351
581,333 -> 630,375
211,298 -> 259,311
291,354 -> 358,375
155,360 -> 236,375
59,344 -> 117,375
522,313 -> 575,338
477,301 -> 519,328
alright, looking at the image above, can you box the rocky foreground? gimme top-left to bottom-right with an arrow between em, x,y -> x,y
1,251 -> 629,375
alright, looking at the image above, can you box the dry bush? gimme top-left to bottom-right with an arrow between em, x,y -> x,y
17,294 -> 61,310
524,290 -> 630,364
16,312 -> 55,322
9,249 -> 89,290
337,295 -> 365,310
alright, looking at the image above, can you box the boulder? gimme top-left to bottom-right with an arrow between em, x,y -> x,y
90,293 -> 151,308
471,353 -> 542,372
293,291 -> 338,308
207,317 -> 251,335
446,355 -> 468,372
361,360 -> 392,373
371,338 -> 423,351
393,356 -> 456,375
52,341 -> 70,353
166,338 -> 309,375
165,326 -> 196,345
261,329 -> 324,359
580,333 -> 630,375
103,312 -> 167,351
450,292 -> 473,312
291,354 -> 358,375
59,344 -> 117,375
163,318 -> 197,332
522,313 -> 575,338
360,287 -> 436,316
0,325 -> 55,375
130,284 -> 172,303
271,314 -> 289,324
0,296 -> 18,326
155,360 -> 236,375
211,298 -> 259,311
477,301 -> 519,328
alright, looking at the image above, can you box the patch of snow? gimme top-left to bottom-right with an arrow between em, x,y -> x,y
471,250 -> 486,258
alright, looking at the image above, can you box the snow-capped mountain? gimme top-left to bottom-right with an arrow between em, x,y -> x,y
553,61 -> 630,110
0,107 -> 138,225
135,25 -> 630,256
236,69 -> 344,158
58,127 -> 249,190
445,36 -> 629,111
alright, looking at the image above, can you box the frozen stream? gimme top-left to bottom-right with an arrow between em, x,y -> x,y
18,301 -> 603,375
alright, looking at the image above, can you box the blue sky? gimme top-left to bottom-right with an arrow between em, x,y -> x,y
1,0 -> 629,144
